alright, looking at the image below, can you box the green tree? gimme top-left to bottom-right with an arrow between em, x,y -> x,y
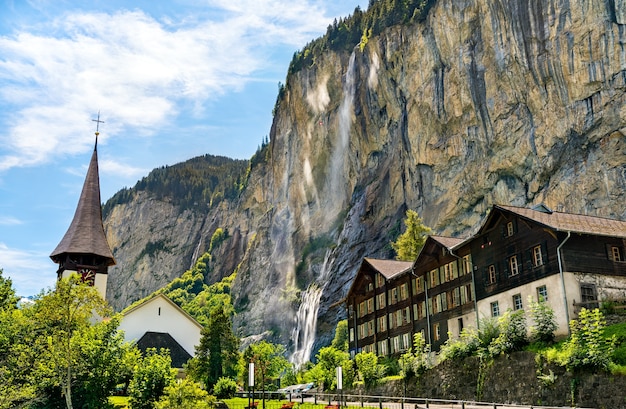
354,352 -> 385,388
242,341 -> 290,405
305,346 -> 349,390
129,348 -> 176,409
331,320 -> 349,352
0,270 -> 18,311
187,305 -> 239,389
32,275 -> 112,409
155,379 -> 215,409
391,210 -> 432,261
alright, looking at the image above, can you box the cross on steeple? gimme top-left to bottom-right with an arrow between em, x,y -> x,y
92,111 -> 104,145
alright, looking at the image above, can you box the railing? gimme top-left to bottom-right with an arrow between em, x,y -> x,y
231,392 -> 594,409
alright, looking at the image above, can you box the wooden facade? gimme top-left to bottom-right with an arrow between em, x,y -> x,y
345,204 -> 626,356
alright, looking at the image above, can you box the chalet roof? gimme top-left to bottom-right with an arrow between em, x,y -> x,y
494,205 -> 626,238
136,331 -> 192,368
50,143 -> 115,265
364,257 -> 413,279
430,235 -> 464,249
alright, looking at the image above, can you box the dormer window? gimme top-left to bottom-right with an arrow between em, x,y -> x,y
611,246 -> 623,262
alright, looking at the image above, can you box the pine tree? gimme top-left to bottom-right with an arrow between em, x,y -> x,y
391,209 -> 432,261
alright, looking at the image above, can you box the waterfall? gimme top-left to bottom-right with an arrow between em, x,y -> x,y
290,250 -> 333,369
290,52 -> 357,368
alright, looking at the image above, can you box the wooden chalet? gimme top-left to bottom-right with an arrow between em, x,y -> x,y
345,204 -> 626,356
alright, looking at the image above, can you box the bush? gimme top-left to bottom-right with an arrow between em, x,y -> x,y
438,328 -> 480,363
155,379 -> 215,409
528,297 -> 557,344
559,308 -> 616,372
213,377 -> 237,399
128,349 -> 175,409
489,309 -> 527,356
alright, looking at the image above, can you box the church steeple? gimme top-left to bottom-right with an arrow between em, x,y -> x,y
50,119 -> 115,297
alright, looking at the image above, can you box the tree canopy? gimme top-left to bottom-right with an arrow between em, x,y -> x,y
391,209 -> 432,261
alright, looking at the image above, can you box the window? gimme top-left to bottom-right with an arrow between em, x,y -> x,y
413,302 -> 425,320
376,273 -> 385,288
580,284 -> 598,308
491,301 -> 500,317
402,333 -> 411,351
377,316 -> 386,332
358,301 -> 365,317
433,323 -> 441,341
389,287 -> 398,304
611,246 -> 623,262
458,318 -> 464,336
488,265 -> 497,284
378,340 -> 388,356
444,263 -> 452,282
391,336 -> 400,353
396,310 -> 403,327
399,283 -> 408,300
413,276 -> 424,295
367,320 -> 374,336
377,293 -> 386,309
403,307 -> 411,324
461,255 -> 472,275
367,282 -> 373,292
506,221 -> 514,237
509,255 -> 519,276
452,287 -> 461,307
537,285 -> 548,301
366,298 -> 374,314
513,293 -> 523,310
388,313 -> 395,329
533,245 -> 543,267
349,328 -> 354,342
429,269 -> 439,288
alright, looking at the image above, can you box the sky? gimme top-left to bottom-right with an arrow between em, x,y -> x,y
0,0 -> 369,297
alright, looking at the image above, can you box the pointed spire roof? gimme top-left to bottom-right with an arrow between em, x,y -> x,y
50,139 -> 115,266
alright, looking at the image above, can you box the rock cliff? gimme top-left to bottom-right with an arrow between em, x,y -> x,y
105,0 -> 626,364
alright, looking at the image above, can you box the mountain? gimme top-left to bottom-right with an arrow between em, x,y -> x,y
104,0 -> 626,365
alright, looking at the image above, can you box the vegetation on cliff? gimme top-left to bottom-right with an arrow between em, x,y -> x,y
287,0 -> 436,76
102,154 -> 249,217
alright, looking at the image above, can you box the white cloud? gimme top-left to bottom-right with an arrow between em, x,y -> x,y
0,1 -> 344,172
0,216 -> 23,225
0,242 -> 54,296
100,158 -> 147,179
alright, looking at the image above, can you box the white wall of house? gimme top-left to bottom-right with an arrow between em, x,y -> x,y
476,275 -> 571,338
476,272 -> 626,339
446,310 -> 478,339
118,294 -> 202,356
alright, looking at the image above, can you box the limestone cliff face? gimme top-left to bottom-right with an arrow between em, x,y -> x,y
105,0 -> 626,361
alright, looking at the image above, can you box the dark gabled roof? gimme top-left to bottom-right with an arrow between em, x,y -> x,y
491,205 -> 626,238
364,257 -> 413,280
430,235 -> 464,249
136,331 -> 192,368
50,143 -> 115,265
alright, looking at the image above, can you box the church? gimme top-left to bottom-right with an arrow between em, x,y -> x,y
50,123 -> 201,368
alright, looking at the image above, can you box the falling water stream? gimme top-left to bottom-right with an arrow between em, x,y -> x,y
290,52 -> 357,368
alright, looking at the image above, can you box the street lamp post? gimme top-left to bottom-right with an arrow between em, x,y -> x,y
249,362 -> 255,409
336,366 -> 343,409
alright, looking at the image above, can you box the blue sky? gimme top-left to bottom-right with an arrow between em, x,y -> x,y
0,0 -> 368,297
